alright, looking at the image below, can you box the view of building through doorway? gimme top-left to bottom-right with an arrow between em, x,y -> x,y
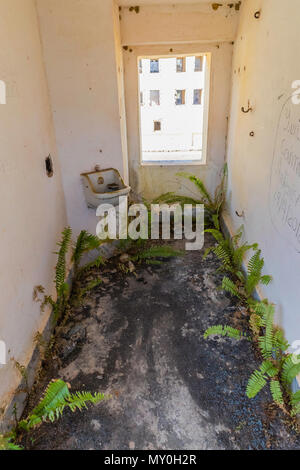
138,54 -> 209,164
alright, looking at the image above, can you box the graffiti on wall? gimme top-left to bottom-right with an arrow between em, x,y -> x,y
270,94 -> 300,253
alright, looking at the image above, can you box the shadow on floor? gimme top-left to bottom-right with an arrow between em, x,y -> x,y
24,238 -> 300,450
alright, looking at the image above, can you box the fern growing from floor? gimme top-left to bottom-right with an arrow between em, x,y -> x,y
177,164 -> 228,220
204,325 -> 249,341
39,227 -> 72,323
72,230 -> 103,274
36,228 -> 106,324
131,245 -> 184,264
152,164 -> 227,226
203,217 -> 299,417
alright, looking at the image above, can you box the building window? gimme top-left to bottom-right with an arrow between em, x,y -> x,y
138,60 -> 143,74
193,89 -> 202,105
150,59 -> 159,73
175,90 -> 185,105
176,58 -> 186,73
138,53 -> 210,164
195,56 -> 203,72
154,121 -> 161,132
150,90 -> 160,106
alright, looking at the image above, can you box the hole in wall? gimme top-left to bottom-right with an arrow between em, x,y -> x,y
45,155 -> 54,178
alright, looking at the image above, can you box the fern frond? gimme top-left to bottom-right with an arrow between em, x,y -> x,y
247,250 -> 263,276
231,225 -> 244,246
249,314 -> 262,336
72,231 -> 101,271
55,227 -> 72,293
67,391 -> 107,412
260,275 -> 273,286
270,380 -> 284,405
133,245 -> 184,262
0,435 -> 22,451
246,369 -> 267,399
204,325 -> 246,340
177,173 -> 213,205
152,192 -> 201,207
290,390 -> 300,406
258,308 -> 275,359
232,243 -> 257,271
203,246 -> 214,260
40,295 -> 56,313
260,360 -> 278,378
291,391 -> 300,416
246,361 -> 278,398
205,228 -> 225,244
254,300 -> 271,317
221,277 -> 241,299
245,250 -> 264,295
213,244 -> 232,270
212,214 -> 220,230
78,255 -> 106,276
19,379 -> 108,431
272,328 -> 289,353
20,379 -> 70,430
291,402 -> 300,416
282,355 -> 300,384
79,278 -> 102,299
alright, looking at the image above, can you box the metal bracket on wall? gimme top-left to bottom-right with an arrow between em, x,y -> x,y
241,101 -> 253,113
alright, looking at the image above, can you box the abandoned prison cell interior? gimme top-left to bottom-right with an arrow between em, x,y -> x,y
1,0 -> 300,452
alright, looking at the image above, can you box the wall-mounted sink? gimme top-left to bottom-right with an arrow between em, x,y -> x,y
81,168 -> 131,208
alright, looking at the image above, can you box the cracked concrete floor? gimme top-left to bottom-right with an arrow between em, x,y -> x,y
26,239 -> 300,450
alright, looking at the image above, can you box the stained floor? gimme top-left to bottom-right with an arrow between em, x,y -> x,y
26,238 -> 300,450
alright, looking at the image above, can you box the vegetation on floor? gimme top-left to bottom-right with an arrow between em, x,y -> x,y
0,224 -> 182,449
154,166 -> 300,422
201,198 -> 300,421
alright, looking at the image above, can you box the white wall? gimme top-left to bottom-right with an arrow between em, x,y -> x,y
226,0 -> 300,346
0,0 -> 66,414
36,0 -> 127,236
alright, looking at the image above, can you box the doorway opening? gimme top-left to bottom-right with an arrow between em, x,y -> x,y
138,53 -> 210,165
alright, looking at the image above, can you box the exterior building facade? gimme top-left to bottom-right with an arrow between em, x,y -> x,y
138,55 -> 206,162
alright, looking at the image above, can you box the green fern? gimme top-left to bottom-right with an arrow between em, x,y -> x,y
221,276 -> 242,299
78,278 -> 103,300
132,245 -> 184,263
245,250 -> 272,297
72,231 -> 102,272
258,306 -> 275,359
152,192 -> 201,207
204,325 -> 246,340
246,361 -> 278,399
0,434 -> 22,450
290,390 -> 300,416
281,355 -> 300,385
204,226 -> 258,285
55,227 -> 72,293
249,314 -> 263,336
272,328 -> 290,354
177,164 -> 227,218
19,379 -> 108,431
